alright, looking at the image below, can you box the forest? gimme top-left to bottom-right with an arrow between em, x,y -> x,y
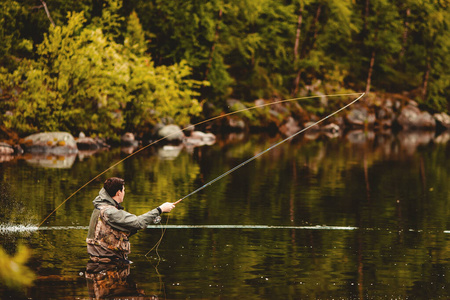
0,0 -> 449,138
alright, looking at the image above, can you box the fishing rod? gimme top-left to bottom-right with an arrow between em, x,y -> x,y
174,92 -> 365,205
146,92 -> 365,256
37,92 -> 362,227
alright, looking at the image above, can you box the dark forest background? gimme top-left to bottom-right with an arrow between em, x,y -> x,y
1,0 -> 449,137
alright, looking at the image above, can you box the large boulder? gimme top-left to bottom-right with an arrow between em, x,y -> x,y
434,112 -> 450,130
21,132 -> 78,154
397,105 -> 436,130
184,131 -> 216,146
345,105 -> 376,128
121,132 -> 139,147
157,125 -> 185,142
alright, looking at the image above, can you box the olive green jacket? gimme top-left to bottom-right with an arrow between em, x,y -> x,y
86,188 -> 161,260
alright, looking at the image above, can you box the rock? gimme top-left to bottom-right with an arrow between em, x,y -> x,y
0,142 -> 14,155
227,117 -> 246,131
322,123 -> 340,138
279,117 -> 301,137
434,112 -> 450,129
226,99 -> 246,111
121,132 -> 139,147
322,123 -> 340,133
397,105 -> 436,130
157,125 -> 185,142
184,131 -> 216,146
376,106 -> 395,128
76,137 -> 101,150
408,100 -> 419,107
254,99 -> 265,107
303,121 -> 320,132
345,105 -> 376,128
13,144 -> 24,155
93,137 -> 110,149
21,132 -> 78,154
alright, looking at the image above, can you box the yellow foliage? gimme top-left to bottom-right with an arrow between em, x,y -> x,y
0,244 -> 35,288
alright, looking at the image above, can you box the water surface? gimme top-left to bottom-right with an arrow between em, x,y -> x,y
0,130 -> 449,299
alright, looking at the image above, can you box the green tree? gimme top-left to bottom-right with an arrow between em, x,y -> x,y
348,0 -> 403,94
406,1 -> 450,111
131,0 -> 231,102
0,0 -> 33,69
0,9 -> 204,136
122,11 -> 205,132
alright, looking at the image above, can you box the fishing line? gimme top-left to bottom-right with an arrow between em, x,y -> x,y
174,93 -> 365,205
145,215 -> 170,256
143,216 -> 170,298
145,92 -> 364,255
37,92 -> 362,227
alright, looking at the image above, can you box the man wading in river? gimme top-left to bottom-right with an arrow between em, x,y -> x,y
86,177 -> 175,263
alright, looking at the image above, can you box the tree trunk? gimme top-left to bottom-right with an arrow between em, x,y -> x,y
300,4 -> 322,59
293,7 -> 303,61
205,8 -> 223,79
400,8 -> 410,59
312,5 -> 322,42
292,70 -> 302,97
366,50 -> 376,94
364,0 -> 370,31
292,6 -> 304,96
422,58 -> 430,100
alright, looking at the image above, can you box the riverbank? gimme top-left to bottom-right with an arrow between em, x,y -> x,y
0,92 -> 449,159
0,128 -> 449,169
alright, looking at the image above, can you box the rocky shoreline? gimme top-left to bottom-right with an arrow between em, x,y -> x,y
1,94 -> 449,162
217,94 -> 450,135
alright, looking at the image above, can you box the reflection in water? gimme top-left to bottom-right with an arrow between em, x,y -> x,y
85,262 -> 155,299
435,131 -> 450,144
24,154 -> 76,168
157,145 -> 183,160
0,130 -> 449,299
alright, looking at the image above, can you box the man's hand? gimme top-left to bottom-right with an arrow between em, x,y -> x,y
159,202 -> 175,213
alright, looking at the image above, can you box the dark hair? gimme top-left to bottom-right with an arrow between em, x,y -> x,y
104,177 -> 125,198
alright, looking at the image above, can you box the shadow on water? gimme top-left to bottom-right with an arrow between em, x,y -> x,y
0,129 -> 449,299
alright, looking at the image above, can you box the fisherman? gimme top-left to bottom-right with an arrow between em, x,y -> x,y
86,177 -> 175,263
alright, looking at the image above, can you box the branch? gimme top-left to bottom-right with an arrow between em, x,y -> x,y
40,0 -> 55,27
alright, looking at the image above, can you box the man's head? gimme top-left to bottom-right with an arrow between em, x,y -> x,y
104,177 -> 125,203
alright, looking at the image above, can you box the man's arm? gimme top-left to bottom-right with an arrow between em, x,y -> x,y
105,202 -> 175,232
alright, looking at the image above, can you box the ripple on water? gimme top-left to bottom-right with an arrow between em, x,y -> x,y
0,224 -> 39,235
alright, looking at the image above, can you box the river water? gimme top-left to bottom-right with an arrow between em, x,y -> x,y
0,130 -> 449,299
